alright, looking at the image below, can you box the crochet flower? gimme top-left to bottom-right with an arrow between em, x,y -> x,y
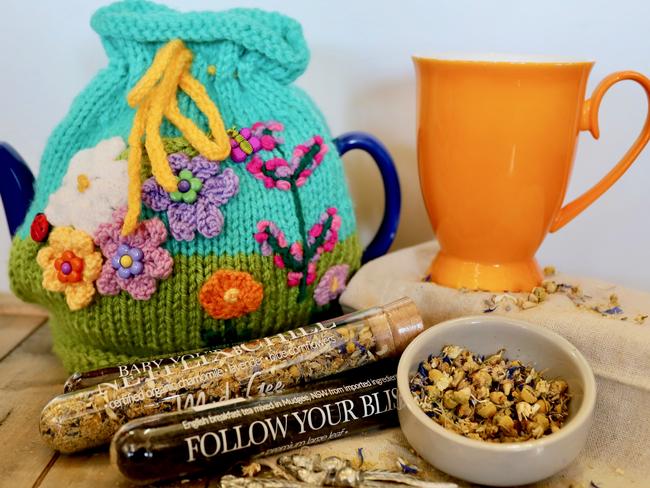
251,121 -> 284,151
44,137 -> 128,235
228,127 -> 262,163
94,208 -> 173,300
246,135 -> 327,190
199,270 -> 264,319
142,152 -> 239,241
36,227 -> 102,310
314,264 -> 350,306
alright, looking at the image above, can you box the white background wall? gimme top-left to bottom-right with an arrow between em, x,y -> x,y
2,0 -> 650,292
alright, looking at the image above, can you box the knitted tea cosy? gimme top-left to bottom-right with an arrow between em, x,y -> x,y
9,0 -> 361,372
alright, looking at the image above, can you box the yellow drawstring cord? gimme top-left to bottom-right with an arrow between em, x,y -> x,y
122,39 -> 230,235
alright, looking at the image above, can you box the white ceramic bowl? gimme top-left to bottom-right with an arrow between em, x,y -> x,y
397,315 -> 596,486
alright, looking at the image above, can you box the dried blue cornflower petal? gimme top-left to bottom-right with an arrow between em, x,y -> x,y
506,366 -> 521,378
354,340 -> 367,354
418,362 -> 428,378
396,457 -> 419,474
604,306 -> 623,315
357,447 -> 364,467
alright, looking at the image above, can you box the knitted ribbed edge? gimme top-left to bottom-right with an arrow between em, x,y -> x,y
10,233 -> 361,372
91,0 -> 309,84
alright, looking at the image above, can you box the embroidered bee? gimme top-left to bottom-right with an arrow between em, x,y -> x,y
227,127 -> 254,155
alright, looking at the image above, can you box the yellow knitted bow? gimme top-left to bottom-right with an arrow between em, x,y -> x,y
122,39 -> 230,235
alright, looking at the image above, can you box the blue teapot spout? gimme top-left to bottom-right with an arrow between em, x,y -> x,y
0,143 -> 35,236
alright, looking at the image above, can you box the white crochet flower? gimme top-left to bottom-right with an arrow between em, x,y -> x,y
45,137 -> 128,236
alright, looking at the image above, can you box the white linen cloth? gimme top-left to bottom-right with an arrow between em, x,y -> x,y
327,240 -> 650,487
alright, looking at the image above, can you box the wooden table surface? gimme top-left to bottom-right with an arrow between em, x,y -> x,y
1,294 -> 626,488
0,295 -> 211,488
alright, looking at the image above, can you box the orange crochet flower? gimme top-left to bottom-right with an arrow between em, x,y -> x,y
36,226 -> 102,311
199,270 -> 264,320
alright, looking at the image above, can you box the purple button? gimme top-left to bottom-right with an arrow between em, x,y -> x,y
177,179 -> 191,192
61,262 -> 72,275
129,247 -> 144,261
117,243 -> 131,256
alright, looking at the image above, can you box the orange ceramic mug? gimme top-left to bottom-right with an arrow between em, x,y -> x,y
414,55 -> 650,292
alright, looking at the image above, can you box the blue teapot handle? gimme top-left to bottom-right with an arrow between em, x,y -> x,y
334,132 -> 401,263
0,142 -> 35,236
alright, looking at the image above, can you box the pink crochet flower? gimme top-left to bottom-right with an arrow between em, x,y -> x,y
94,208 -> 173,300
314,264 -> 350,306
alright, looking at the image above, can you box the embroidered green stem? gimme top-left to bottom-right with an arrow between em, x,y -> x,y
290,180 -> 309,301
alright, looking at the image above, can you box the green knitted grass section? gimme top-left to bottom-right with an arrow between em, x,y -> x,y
10,234 -> 361,372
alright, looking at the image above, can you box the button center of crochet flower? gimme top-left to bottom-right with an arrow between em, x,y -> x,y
170,169 -> 202,204
120,255 -> 133,268
330,276 -> 340,292
223,287 -> 240,303
177,179 -> 191,192
76,174 -> 90,193
54,250 -> 84,283
111,243 -> 144,279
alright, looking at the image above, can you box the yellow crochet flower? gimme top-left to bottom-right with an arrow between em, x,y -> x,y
36,227 -> 102,311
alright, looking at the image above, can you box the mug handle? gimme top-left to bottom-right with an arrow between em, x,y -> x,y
551,71 -> 650,232
333,132 -> 401,263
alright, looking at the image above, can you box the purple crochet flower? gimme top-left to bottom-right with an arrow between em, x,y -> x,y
314,264 -> 350,306
95,208 -> 173,300
142,153 -> 239,241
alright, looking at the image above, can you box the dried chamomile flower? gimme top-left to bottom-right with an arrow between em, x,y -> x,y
242,462 -> 262,477
543,280 -> 558,294
409,345 -> 571,443
543,266 -> 556,277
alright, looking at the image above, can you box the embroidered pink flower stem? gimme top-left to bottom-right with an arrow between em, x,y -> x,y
250,131 -> 338,302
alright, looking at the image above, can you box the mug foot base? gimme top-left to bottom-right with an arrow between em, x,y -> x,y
427,253 -> 542,292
